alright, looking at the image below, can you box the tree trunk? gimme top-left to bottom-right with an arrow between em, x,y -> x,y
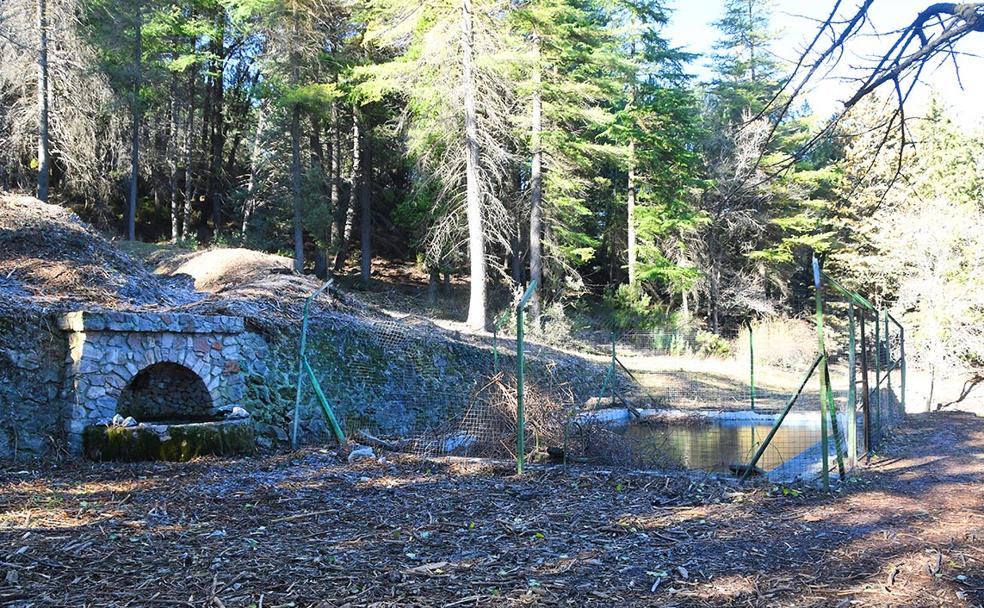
182,72 -> 196,241
290,103 -> 303,273
206,12 -> 225,240
333,106 -> 360,272
511,221 -> 523,285
711,269 -> 720,334
359,133 -> 371,285
36,0 -> 50,203
529,30 -> 543,321
428,267 -> 440,306
310,112 -> 329,280
241,102 -> 267,237
626,27 -> 638,286
627,138 -> 637,285
127,1 -> 142,241
309,112 -> 327,212
329,100 -> 341,254
169,75 -> 179,241
462,0 -> 486,330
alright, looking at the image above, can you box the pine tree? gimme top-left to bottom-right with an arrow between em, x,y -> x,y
511,0 -> 617,318
360,0 -> 519,329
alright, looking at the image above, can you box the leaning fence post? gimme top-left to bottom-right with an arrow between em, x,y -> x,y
741,354 -> 823,481
292,280 -> 333,450
516,279 -> 538,475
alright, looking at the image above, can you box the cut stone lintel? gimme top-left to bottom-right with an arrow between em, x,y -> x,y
58,311 -> 244,335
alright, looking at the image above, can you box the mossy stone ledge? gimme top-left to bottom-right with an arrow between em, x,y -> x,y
82,418 -> 255,462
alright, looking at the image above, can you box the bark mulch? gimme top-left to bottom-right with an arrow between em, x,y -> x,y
2,411 -> 983,607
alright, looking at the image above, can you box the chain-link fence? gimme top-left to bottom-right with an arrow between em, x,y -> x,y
293,259 -> 906,486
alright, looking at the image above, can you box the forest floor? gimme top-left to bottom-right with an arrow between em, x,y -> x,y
3,411 -> 984,607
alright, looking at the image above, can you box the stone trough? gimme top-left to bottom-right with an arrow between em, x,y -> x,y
83,415 -> 255,462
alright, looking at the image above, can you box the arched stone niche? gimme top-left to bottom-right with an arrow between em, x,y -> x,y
58,311 -> 246,452
117,362 -> 215,422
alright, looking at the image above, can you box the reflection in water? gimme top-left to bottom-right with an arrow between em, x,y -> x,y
619,421 -> 822,473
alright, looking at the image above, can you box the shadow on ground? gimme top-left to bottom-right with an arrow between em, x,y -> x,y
1,411 -> 982,607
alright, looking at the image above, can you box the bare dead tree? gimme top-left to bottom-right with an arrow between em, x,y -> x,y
0,0 -> 127,214
745,2 -> 984,189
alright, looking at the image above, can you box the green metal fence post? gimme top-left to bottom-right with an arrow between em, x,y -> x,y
304,359 -> 346,445
822,360 -> 847,479
847,302 -> 858,470
516,280 -> 538,475
884,311 -> 892,420
292,280 -> 333,449
874,308 -> 882,441
859,312 -> 872,455
899,320 -> 907,414
746,320 -> 756,411
741,354 -> 823,481
812,256 -> 830,490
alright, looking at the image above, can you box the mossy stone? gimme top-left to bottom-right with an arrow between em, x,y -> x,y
83,420 -> 255,462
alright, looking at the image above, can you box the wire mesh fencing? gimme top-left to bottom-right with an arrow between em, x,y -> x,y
292,261 -> 906,486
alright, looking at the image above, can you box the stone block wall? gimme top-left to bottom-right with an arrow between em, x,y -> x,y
0,314 -> 66,458
1,306 -> 614,459
117,362 -> 215,421
241,312 -> 613,447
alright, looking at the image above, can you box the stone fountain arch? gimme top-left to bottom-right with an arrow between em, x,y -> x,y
59,311 -> 247,452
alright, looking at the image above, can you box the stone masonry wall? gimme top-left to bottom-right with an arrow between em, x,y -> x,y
117,362 -> 215,421
240,312 -> 614,447
0,314 -> 66,458
1,305 -> 615,459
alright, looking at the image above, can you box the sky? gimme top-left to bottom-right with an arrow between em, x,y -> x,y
662,0 -> 984,127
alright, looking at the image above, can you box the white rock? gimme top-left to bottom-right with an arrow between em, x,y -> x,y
112,414 -> 125,426
442,432 -> 476,454
228,406 -> 250,419
347,446 -> 376,463
121,416 -> 138,427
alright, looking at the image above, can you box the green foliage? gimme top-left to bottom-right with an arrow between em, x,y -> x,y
695,330 -> 731,358
15,0 -> 971,348
603,284 -> 664,330
833,96 -> 984,378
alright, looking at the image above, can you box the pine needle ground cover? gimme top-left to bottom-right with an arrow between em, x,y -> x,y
1,412 -> 981,607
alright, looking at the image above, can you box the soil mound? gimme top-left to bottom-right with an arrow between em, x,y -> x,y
0,193 -> 344,323
0,193 -> 198,315
145,247 -> 347,323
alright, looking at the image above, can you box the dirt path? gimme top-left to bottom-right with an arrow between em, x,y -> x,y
1,412 -> 983,607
